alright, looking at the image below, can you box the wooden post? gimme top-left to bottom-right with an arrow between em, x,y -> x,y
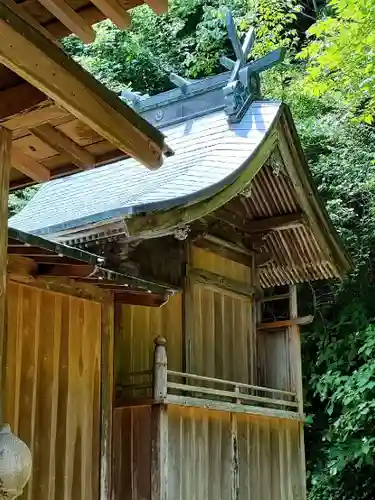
151,404 -> 168,500
0,127 -> 11,422
151,338 -> 168,500
153,336 -> 167,403
100,299 -> 114,500
289,284 -> 307,499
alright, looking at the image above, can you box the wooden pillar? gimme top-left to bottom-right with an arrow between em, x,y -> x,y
151,337 -> 168,500
153,336 -> 167,402
100,299 -> 114,500
0,127 -> 11,421
289,284 -> 307,500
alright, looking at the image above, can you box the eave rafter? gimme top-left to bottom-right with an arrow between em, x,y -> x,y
5,0 -> 168,43
0,1 -> 170,178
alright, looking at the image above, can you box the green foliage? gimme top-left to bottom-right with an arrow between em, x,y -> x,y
300,0 -> 375,123
291,91 -> 375,499
62,0 -> 300,93
8,187 -> 37,218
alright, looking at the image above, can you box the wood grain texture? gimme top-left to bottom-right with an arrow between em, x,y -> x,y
186,282 -> 253,386
115,293 -> 183,395
0,127 -> 11,417
112,406 -> 152,500
191,247 -> 252,284
100,300 -> 114,500
166,405 -> 305,500
4,282 -> 102,500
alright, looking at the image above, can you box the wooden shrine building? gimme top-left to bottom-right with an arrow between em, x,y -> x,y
9,12 -> 350,500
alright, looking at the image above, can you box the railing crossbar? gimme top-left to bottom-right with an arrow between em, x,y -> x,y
167,382 -> 299,408
167,370 -> 296,398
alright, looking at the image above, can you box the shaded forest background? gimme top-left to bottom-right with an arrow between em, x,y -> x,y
11,0 -> 375,498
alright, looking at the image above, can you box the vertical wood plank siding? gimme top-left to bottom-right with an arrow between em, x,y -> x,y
112,406 -> 152,500
257,328 -> 294,392
186,247 -> 254,384
4,282 -> 102,500
115,293 -> 183,386
167,405 -> 305,500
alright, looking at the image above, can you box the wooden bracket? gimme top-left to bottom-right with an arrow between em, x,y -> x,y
257,315 -> 314,330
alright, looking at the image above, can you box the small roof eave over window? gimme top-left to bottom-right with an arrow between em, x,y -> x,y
8,227 -> 174,306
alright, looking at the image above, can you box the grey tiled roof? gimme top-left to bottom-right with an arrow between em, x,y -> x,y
9,101 -> 281,236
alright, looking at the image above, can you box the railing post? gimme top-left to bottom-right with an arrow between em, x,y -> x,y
153,336 -> 167,402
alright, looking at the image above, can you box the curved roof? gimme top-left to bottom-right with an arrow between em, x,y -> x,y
10,101 -> 281,236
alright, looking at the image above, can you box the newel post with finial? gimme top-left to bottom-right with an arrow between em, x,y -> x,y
153,337 -> 168,403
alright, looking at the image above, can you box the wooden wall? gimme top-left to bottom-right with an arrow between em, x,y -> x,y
191,246 -> 253,284
168,405 -> 304,500
257,328 -> 295,393
186,246 -> 255,384
115,293 -> 183,386
112,406 -> 152,500
113,405 -> 304,500
4,282 -> 102,500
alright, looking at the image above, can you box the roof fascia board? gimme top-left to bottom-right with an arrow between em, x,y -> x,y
124,126 -> 279,239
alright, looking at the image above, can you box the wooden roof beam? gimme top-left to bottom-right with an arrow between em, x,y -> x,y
0,83 -> 48,123
0,2 -> 165,168
11,148 -> 51,182
35,0 -> 95,43
144,0 -> 168,14
37,263 -> 96,277
7,246 -> 55,256
90,0 -> 131,29
31,123 -> 95,170
214,210 -> 305,234
6,0 -> 60,45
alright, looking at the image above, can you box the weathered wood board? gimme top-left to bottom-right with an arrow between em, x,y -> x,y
113,406 -> 152,500
3,282 -> 102,500
115,293 -> 183,387
167,405 -> 305,500
186,246 -> 255,385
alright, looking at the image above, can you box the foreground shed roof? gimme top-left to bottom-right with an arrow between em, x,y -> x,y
0,1 -> 171,185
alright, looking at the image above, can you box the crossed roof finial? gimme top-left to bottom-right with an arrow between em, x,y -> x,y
221,10 -> 285,122
221,10 -> 256,84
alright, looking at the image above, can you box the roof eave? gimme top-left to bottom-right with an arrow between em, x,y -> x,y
278,104 -> 352,278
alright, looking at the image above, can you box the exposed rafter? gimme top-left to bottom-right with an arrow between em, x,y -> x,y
11,148 -> 51,182
213,210 -> 305,235
30,123 -> 95,170
34,0 -> 96,43
90,0 -> 131,29
0,2 -> 168,169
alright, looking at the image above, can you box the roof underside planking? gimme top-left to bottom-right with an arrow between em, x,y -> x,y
8,0 -> 168,42
0,0 -> 171,184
